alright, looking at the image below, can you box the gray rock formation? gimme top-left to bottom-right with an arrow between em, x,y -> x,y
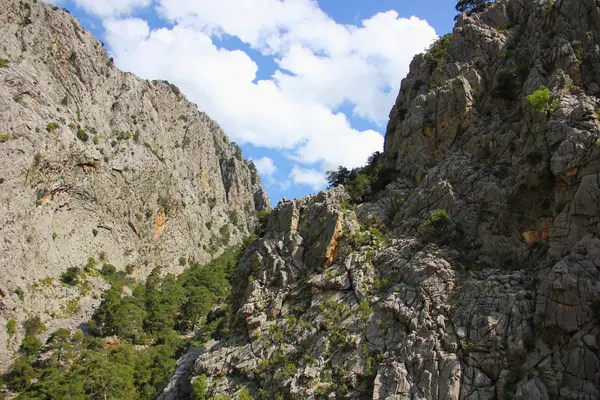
180,0 -> 600,399
0,0 -> 268,370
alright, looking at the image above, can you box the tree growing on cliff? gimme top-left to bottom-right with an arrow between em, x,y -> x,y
455,0 -> 488,15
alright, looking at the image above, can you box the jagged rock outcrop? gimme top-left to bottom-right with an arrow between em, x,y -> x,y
385,0 -> 600,266
0,0 -> 268,370
181,0 -> 600,399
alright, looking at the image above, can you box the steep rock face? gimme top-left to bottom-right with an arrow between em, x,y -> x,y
188,190 -> 599,399
384,0 -> 600,266
181,1 -> 600,399
0,0 -> 268,370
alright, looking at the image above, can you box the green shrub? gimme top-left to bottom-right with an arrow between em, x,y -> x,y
76,128 -> 89,142
7,319 -> 17,336
4,356 -> 34,390
248,161 -> 258,184
192,374 -> 208,400
527,86 -> 557,114
46,122 -> 57,133
92,135 -> 99,144
424,34 -> 453,65
61,267 -> 81,285
23,316 -> 45,335
0,133 -> 12,142
492,70 -> 520,101
358,300 -> 373,322
274,362 -> 297,380
326,151 -> 395,204
219,224 -> 231,245
101,263 -> 117,276
418,209 -> 457,243
227,210 -> 240,227
239,387 -> 254,400
256,210 -> 270,234
0,58 -> 8,67
21,334 -> 41,356
455,0 -> 487,15
231,142 -> 243,161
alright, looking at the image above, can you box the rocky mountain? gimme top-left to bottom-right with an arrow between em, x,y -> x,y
169,0 -> 600,399
0,0 -> 269,370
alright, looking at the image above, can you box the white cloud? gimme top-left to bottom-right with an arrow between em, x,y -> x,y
99,1 -> 438,184
154,0 -> 438,122
103,20 -> 385,170
251,157 -> 277,181
47,0 -> 152,17
82,0 -> 151,17
290,166 -> 326,190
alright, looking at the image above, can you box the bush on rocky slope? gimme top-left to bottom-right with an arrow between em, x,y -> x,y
325,151 -> 395,203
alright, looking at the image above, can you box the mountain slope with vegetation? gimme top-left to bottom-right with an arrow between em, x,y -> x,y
0,0 -> 268,373
3,0 -> 600,399
176,0 -> 600,399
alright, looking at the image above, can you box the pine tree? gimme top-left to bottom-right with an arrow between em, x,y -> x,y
455,0 -> 487,15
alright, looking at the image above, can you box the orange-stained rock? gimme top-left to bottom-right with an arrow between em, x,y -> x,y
153,209 -> 166,239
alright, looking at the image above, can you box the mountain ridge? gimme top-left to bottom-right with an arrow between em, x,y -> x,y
0,0 -> 269,371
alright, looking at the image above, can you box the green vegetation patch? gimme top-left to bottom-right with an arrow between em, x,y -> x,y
455,0 -> 488,15
527,86 -> 557,115
77,128 -> 89,142
46,122 -> 57,133
424,34 -> 453,65
418,209 -> 457,244
2,243 -> 250,399
326,151 -> 395,204
7,319 -> 17,337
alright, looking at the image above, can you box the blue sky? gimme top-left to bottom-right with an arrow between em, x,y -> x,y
48,0 -> 457,204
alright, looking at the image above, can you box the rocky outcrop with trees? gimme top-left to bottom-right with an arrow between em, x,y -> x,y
179,0 -> 600,398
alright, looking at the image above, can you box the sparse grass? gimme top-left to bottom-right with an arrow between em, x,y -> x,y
62,298 -> 80,318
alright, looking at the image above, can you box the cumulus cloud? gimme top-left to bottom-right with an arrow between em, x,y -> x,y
103,20 -> 385,170
154,0 -> 438,122
95,0 -> 438,188
251,157 -> 278,181
290,166 -> 326,190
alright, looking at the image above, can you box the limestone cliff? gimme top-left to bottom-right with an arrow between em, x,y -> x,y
175,1 -> 600,399
0,0 -> 269,370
